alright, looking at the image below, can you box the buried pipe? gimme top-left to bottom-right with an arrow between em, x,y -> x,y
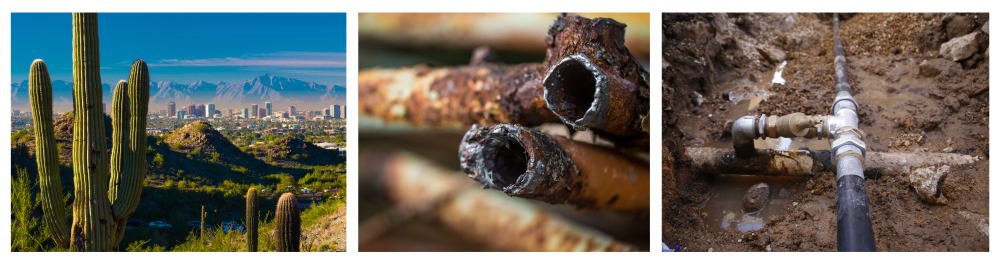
459,124 -> 650,213
686,147 -> 980,176
724,14 -> 874,251
358,14 -> 649,148
831,14 -> 875,252
367,150 -> 639,252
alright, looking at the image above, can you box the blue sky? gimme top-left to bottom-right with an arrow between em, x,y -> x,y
11,13 -> 346,86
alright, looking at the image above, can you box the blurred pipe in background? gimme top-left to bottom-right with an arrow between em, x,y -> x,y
360,150 -> 639,252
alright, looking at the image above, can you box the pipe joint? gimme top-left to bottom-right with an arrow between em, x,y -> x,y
831,134 -> 866,171
831,92 -> 859,114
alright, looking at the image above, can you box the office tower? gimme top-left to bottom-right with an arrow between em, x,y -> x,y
334,104 -> 341,119
207,104 -> 215,118
288,106 -> 296,116
13,110 -> 20,116
323,108 -> 330,116
243,108 -> 250,119
177,110 -> 187,118
195,104 -> 205,117
258,108 -> 267,119
282,112 -> 290,119
251,104 -> 259,119
167,101 -> 176,117
186,105 -> 196,117
343,105 -> 347,119
265,102 -> 272,116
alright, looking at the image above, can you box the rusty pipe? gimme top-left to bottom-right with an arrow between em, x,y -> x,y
358,62 -> 558,129
372,150 -> 639,252
543,15 -> 650,142
459,124 -> 649,213
687,147 -> 980,176
359,15 -> 649,147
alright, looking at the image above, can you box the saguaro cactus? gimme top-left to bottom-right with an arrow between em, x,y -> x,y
275,193 -> 300,252
30,13 -> 150,251
246,188 -> 259,252
200,206 -> 207,241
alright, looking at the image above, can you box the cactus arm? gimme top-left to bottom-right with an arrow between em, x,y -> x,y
28,59 -> 71,249
246,188 -> 259,252
110,59 -> 148,220
275,193 -> 300,252
71,12 -> 115,251
108,80 -> 129,208
107,79 -> 130,246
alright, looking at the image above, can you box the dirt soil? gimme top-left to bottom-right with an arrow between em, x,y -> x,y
662,13 -> 988,251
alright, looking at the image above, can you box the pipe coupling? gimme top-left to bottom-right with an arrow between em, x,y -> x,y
831,134 -> 866,167
831,91 -> 859,114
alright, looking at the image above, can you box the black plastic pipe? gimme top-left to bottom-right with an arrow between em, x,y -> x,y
835,174 -> 877,251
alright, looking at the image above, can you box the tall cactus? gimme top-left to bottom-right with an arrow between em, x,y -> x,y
200,206 -> 207,241
30,13 -> 150,251
275,193 -> 300,252
246,188 -> 259,252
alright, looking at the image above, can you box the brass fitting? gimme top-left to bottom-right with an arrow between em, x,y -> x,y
763,113 -> 823,138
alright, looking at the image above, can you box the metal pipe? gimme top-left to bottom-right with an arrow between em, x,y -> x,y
459,124 -> 650,213
686,147 -> 980,176
358,14 -> 649,147
542,15 -> 650,142
831,13 -> 875,252
369,150 -> 639,251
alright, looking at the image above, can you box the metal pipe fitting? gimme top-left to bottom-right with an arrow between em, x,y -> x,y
459,124 -> 650,213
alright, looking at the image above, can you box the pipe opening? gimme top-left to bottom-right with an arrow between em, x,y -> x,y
485,138 -> 529,188
545,58 -> 598,121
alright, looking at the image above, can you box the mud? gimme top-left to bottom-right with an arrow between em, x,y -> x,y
663,13 -> 988,251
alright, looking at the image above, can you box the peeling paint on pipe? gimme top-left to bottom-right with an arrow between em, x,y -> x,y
459,124 -> 650,213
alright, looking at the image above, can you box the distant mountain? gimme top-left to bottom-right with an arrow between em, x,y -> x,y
11,74 -> 347,112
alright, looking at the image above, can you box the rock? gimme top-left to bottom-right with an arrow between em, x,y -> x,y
957,93 -> 970,105
940,32 -> 981,61
890,47 -> 901,55
923,13 -> 938,21
742,182 -> 770,212
766,244 -> 772,252
778,188 -> 791,198
919,59 -> 961,77
757,46 -> 786,63
983,21 -> 989,35
962,53 -> 982,69
945,15 -> 975,39
691,91 -> 705,106
771,15 -> 796,32
943,95 -> 960,111
919,19 -> 948,51
908,166 -> 950,204
975,13 -> 989,25
708,247 -> 714,252
943,147 -> 954,152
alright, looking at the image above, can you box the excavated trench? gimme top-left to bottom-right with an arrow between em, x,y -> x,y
663,13 -> 989,252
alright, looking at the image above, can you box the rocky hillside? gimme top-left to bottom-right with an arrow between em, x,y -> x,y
246,136 -> 344,167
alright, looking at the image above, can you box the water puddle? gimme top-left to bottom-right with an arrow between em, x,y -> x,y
700,175 -> 803,232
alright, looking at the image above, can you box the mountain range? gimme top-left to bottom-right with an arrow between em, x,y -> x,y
11,74 -> 347,113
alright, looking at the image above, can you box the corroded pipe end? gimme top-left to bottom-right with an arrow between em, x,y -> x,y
542,54 -> 609,130
459,124 -> 577,197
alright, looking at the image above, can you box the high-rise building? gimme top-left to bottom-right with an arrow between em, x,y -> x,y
334,104 -> 341,119
251,104 -> 259,119
330,105 -> 335,117
159,110 -> 166,116
288,106 -> 296,116
167,101 -> 176,117
323,108 -> 330,116
258,108 -> 267,119
343,105 -> 347,119
186,105 -> 196,117
243,108 -> 250,119
265,102 -> 272,116
207,104 -> 215,118
13,110 -> 20,116
177,110 -> 187,118
195,104 -> 206,117
282,112 -> 290,119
